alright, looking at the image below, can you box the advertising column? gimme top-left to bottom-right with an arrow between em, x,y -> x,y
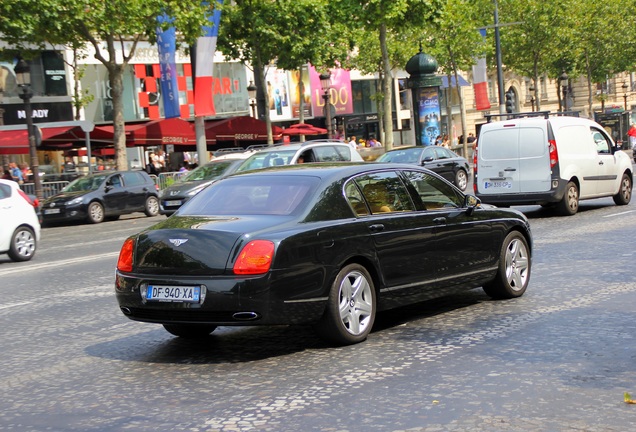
405,49 -> 442,146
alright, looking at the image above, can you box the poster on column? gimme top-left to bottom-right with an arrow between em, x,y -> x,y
417,87 -> 441,146
265,68 -> 292,121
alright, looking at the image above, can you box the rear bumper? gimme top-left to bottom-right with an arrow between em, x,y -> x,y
476,179 -> 568,206
115,270 -> 328,326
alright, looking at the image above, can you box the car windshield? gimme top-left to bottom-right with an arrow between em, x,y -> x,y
179,175 -> 320,216
62,175 -> 107,192
236,149 -> 298,172
377,148 -> 422,164
179,161 -> 235,182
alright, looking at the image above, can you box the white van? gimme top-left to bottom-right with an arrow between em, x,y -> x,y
474,114 -> 633,215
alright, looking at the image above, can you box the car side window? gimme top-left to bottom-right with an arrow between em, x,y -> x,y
353,171 -> 415,214
313,146 -> 350,162
401,170 -> 463,210
591,128 -> 611,154
122,171 -> 145,186
422,147 -> 436,160
344,181 -> 369,216
108,174 -> 123,188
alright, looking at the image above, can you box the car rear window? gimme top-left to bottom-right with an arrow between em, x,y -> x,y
179,175 -> 320,216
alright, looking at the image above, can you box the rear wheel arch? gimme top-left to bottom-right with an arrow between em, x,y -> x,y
341,255 -> 382,296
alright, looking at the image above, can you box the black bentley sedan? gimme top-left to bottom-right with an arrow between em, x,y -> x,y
376,146 -> 471,191
42,170 -> 159,224
115,163 -> 532,345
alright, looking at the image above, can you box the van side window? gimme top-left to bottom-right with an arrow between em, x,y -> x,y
591,128 -> 611,154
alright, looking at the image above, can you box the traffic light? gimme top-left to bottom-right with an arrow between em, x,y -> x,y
505,90 -> 515,113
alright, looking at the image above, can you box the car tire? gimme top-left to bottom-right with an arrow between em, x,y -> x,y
556,181 -> 578,216
87,201 -> 105,224
317,263 -> 376,346
144,196 -> 160,217
454,169 -> 468,191
612,172 -> 632,205
483,231 -> 531,299
7,226 -> 37,262
163,324 -> 217,339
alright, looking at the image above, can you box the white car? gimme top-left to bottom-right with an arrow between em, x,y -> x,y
236,140 -> 364,172
0,179 -> 41,261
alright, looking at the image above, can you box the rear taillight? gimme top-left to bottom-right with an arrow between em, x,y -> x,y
472,144 -> 478,193
233,240 -> 275,275
548,139 -> 558,168
117,238 -> 135,272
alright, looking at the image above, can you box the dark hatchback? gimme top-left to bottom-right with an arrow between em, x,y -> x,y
115,163 -> 532,345
159,158 -> 245,216
376,146 -> 471,191
42,170 -> 159,224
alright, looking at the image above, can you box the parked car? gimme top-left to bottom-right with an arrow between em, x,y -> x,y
115,163 -> 532,345
475,114 -> 633,215
0,179 -> 41,262
41,170 -> 159,225
235,140 -> 364,173
159,158 -> 247,216
375,146 -> 471,191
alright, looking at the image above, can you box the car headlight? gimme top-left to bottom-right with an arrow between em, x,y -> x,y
66,197 -> 83,206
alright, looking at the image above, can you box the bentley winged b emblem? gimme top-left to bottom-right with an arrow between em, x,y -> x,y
169,239 -> 189,247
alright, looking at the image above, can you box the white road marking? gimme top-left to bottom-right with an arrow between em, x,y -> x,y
0,252 -> 119,276
0,301 -> 32,310
602,210 -> 636,218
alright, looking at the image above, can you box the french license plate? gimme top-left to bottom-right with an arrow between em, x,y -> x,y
165,200 -> 182,207
484,180 -> 512,189
44,208 -> 61,214
146,285 -> 201,303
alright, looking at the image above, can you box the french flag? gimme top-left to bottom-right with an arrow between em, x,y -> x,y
472,57 -> 491,111
194,0 -> 223,117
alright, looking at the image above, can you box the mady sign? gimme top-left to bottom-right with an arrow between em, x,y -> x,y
2,101 -> 73,126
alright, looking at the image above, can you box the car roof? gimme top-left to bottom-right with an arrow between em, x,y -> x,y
229,161 -> 437,183
253,141 -> 352,154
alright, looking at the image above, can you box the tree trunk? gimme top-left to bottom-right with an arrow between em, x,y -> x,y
108,63 -> 127,171
380,23 -> 393,151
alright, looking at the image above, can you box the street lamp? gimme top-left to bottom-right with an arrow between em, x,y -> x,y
319,71 -> 333,139
559,71 -> 569,112
529,82 -> 536,112
622,81 -> 628,111
14,58 -> 42,201
247,80 -> 257,118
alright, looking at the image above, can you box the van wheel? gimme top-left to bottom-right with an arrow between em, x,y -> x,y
612,173 -> 632,205
556,181 -> 578,216
454,169 -> 468,191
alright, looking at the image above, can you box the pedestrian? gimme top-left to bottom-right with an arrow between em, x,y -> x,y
178,162 -> 189,172
467,133 -> 476,144
627,123 -> 636,149
145,154 -> 158,176
2,169 -> 12,180
9,162 -> 23,184
348,136 -> 357,151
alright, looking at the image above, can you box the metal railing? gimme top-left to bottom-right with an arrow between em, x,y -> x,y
155,171 -> 187,190
20,181 -> 70,199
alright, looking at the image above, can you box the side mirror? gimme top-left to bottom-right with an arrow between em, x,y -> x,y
465,194 -> 481,216
422,156 -> 434,164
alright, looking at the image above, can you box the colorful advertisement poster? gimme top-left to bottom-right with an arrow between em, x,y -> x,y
417,87 -> 441,146
289,65 -> 312,118
265,68 -> 292,121
309,66 -> 354,117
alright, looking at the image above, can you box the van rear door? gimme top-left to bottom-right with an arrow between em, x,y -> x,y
477,122 -> 551,195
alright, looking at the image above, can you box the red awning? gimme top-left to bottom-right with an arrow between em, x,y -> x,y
125,118 -> 199,147
0,126 -> 84,154
205,116 -> 283,142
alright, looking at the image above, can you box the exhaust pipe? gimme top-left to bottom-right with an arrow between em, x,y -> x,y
120,307 -> 132,315
232,311 -> 259,321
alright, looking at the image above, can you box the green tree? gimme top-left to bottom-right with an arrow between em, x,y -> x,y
422,0 -> 491,154
0,0 -> 212,170
342,0 -> 443,150
218,0 -> 350,144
